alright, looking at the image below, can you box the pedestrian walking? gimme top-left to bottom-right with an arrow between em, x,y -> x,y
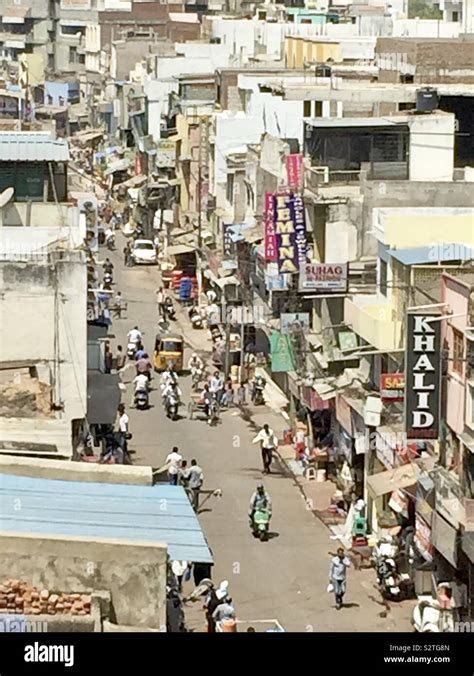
209,370 -> 224,403
237,382 -> 246,406
156,286 -> 166,318
116,404 -> 130,463
329,547 -> 351,610
165,446 -> 183,485
171,560 -> 189,593
185,459 -> 204,511
252,423 -> 278,474
115,345 -> 126,371
112,291 -> 125,318
104,341 -> 113,374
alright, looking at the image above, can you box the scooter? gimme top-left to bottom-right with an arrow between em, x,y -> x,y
134,388 -> 149,410
165,393 -> 179,420
251,508 -> 271,541
189,307 -> 204,329
127,341 -> 138,359
164,301 -> 176,322
106,233 -> 116,251
103,271 -> 113,286
251,376 -> 266,406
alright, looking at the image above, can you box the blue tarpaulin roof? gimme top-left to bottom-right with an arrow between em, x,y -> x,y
0,474 -> 213,563
387,244 -> 474,266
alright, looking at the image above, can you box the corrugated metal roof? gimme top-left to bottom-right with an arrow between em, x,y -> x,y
0,474 -> 213,563
0,132 -> 69,162
388,244 -> 474,266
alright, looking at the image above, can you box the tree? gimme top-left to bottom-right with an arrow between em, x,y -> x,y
408,0 -> 443,19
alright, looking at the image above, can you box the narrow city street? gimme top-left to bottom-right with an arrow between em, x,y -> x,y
107,238 -> 413,632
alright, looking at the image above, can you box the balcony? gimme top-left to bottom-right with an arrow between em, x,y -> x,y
344,294 -> 403,352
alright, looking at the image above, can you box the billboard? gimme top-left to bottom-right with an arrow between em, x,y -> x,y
270,332 -> 295,373
272,192 -> 307,274
281,313 -> 310,336
155,139 -> 176,168
380,373 -> 405,401
264,191 -> 277,261
286,153 -> 303,190
299,262 -> 348,292
405,313 -> 441,440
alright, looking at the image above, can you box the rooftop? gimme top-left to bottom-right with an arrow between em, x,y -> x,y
0,132 -> 69,162
0,474 -> 213,564
388,244 -> 474,266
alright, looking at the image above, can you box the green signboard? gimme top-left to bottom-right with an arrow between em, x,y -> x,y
270,331 -> 296,373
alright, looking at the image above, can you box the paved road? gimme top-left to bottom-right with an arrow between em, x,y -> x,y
105,238 -> 413,632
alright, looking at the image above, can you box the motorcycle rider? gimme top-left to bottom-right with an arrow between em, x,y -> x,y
136,352 -> 152,380
128,326 -> 142,346
132,372 -> 149,406
248,483 -> 272,533
164,381 -> 181,417
105,226 -> 115,249
188,352 -> 204,373
251,374 -> 266,404
163,295 -> 176,321
209,370 -> 224,404
103,258 -> 114,276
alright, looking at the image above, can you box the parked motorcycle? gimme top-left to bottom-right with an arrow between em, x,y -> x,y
164,300 -> 176,321
251,508 -> 271,541
251,375 -> 266,406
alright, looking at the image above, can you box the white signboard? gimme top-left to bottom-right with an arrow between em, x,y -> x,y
299,263 -> 348,292
156,139 -> 176,168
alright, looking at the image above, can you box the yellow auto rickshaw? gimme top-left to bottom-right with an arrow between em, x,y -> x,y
154,333 -> 184,372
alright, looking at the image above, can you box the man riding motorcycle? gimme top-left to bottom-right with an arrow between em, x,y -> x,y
164,381 -> 181,419
188,353 -> 204,388
249,484 -> 272,537
132,373 -> 149,407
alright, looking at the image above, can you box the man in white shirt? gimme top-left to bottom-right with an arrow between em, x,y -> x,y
209,371 -> 224,403
131,373 -> 148,406
127,326 -> 142,345
116,404 -> 130,462
165,446 -> 183,485
252,423 -> 278,474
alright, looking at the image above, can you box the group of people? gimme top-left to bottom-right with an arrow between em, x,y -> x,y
165,447 -> 204,510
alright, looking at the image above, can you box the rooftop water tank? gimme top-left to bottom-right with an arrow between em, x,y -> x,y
416,87 -> 439,113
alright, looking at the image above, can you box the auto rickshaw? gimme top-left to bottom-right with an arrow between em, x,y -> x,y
154,333 -> 184,372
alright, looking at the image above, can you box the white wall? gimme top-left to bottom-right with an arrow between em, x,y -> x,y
0,233 -> 87,433
409,113 -> 455,181
393,18 -> 461,37
211,18 -> 256,59
144,78 -> 178,142
463,0 -> 474,32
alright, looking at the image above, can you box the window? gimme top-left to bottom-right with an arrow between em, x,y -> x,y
379,259 -> 388,297
69,46 -> 77,63
452,11 -> 459,21
467,382 -> 474,430
303,100 -> 311,117
452,327 -> 464,374
226,173 -> 234,204
314,101 -> 322,117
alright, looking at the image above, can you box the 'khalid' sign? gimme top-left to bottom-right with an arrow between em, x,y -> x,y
405,313 -> 441,440
272,192 -> 307,274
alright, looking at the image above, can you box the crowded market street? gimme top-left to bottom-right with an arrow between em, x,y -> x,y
106,236 -> 412,632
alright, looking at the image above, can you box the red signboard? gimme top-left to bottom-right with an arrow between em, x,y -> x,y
380,373 -> 405,401
264,191 -> 277,261
286,153 -> 303,190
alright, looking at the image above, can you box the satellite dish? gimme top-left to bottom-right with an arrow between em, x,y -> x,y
0,187 -> 14,208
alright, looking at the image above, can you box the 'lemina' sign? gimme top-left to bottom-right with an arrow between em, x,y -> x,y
405,313 -> 441,440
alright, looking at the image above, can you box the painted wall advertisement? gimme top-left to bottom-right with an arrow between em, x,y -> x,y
299,262 -> 348,292
405,313 -> 441,440
272,192 -> 307,274
286,153 -> 303,190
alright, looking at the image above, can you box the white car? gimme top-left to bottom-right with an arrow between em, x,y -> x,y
131,239 -> 157,265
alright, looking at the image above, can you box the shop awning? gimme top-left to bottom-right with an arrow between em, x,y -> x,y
312,381 -> 337,401
166,244 -> 197,256
104,159 -> 132,176
462,533 -> 474,563
215,275 -> 239,289
367,456 -> 437,499
74,129 -> 104,144
87,371 -> 121,426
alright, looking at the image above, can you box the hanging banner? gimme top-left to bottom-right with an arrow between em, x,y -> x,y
380,373 -> 405,401
264,191 -> 277,261
405,313 -> 441,440
415,514 -> 434,563
286,153 -> 303,190
270,331 -> 296,373
273,192 -> 307,274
